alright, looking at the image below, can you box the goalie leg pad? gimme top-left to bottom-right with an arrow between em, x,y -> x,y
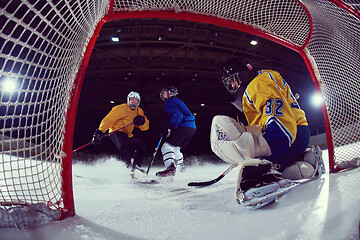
235,159 -> 274,200
283,145 -> 325,180
303,146 -> 325,176
282,161 -> 315,180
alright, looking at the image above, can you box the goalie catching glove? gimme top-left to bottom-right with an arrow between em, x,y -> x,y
210,115 -> 271,164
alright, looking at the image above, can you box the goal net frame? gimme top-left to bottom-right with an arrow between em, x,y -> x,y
1,0 -> 359,221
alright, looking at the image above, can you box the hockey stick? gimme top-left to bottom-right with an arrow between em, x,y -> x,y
187,164 -> 237,187
146,135 -> 163,175
73,122 -> 134,152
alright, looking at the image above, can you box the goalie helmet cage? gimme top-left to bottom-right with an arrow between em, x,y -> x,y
0,0 -> 359,221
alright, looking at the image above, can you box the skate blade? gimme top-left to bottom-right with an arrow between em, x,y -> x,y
240,182 -> 299,209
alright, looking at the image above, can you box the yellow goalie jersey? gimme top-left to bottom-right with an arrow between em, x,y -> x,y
242,69 -> 307,146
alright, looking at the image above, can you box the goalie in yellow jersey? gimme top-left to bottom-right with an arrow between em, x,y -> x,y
212,57 -> 324,206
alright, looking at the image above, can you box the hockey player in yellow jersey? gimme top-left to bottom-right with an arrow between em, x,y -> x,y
210,57 -> 322,206
92,91 -> 149,174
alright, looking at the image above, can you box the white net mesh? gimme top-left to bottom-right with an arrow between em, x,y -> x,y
302,0 -> 360,164
113,0 -> 311,47
1,0 -> 359,221
1,0 -> 109,215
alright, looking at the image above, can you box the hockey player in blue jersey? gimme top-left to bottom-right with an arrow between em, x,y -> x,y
211,57 -> 324,206
156,86 -> 196,177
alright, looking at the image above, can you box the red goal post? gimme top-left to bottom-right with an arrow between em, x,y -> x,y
1,0 -> 359,222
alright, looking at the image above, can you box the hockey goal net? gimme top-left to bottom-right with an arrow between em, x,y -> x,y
0,0 -> 359,223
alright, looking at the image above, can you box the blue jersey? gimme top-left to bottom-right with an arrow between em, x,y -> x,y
164,97 -> 196,129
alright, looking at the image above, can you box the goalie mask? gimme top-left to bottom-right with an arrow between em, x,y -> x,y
221,57 -> 255,94
127,91 -> 140,109
160,86 -> 178,102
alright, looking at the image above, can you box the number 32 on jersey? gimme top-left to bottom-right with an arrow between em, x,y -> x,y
265,98 -> 284,117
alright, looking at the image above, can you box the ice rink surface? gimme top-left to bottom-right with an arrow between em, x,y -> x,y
1,152 -> 360,240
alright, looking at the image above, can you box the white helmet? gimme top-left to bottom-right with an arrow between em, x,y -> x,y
127,91 -> 140,109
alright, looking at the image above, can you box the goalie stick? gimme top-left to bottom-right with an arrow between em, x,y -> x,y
187,164 -> 237,187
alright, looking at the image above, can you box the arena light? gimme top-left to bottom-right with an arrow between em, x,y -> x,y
111,36 -> 120,42
250,40 -> 258,45
311,92 -> 324,108
2,77 -> 17,92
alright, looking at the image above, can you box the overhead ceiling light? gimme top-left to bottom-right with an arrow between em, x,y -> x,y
201,103 -> 205,107
111,36 -> 120,42
250,40 -> 258,45
158,35 -> 166,41
110,100 -> 115,104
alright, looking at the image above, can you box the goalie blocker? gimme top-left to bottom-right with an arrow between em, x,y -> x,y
210,115 -> 324,205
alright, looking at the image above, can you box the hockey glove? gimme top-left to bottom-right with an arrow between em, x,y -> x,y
133,115 -> 145,126
92,129 -> 105,145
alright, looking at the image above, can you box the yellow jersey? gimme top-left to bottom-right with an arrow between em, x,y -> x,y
242,69 -> 307,145
98,103 -> 149,138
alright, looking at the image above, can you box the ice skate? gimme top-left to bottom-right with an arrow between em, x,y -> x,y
239,179 -> 297,209
156,163 -> 176,177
